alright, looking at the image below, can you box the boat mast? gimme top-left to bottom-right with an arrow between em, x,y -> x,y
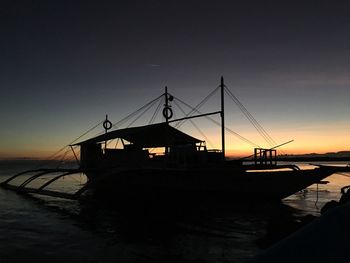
165,86 -> 169,124
221,76 -> 225,161
164,86 -> 169,156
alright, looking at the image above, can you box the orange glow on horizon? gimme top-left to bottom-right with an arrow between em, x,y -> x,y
1,144 -> 349,160
1,122 -> 349,160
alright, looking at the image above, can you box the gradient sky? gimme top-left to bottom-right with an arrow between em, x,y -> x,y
1,0 -> 350,159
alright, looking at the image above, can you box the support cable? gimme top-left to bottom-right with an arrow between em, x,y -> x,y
104,96 -> 162,148
127,96 -> 161,127
149,97 -> 164,124
225,87 -> 276,147
225,87 -> 287,156
35,94 -> 163,170
90,94 -> 164,141
35,120 -> 104,169
112,94 -> 163,129
174,86 -> 220,129
173,96 -> 260,148
173,100 -> 215,148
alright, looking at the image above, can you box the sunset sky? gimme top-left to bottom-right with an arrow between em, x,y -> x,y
1,0 -> 350,159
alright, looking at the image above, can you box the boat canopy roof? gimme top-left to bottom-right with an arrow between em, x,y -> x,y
74,123 -> 202,148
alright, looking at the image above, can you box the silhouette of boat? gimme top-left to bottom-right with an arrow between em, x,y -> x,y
1,77 -> 347,201
70,77 -> 344,201
76,129 -> 341,201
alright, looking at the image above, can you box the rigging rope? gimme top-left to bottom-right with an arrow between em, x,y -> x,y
35,119 -> 104,169
173,95 -> 260,148
56,148 -> 70,169
175,86 -> 220,129
173,99 -> 215,148
87,94 -> 164,144
127,96 -> 161,127
103,95 -> 163,148
224,87 -> 276,147
112,94 -> 164,129
149,96 -> 164,124
224,86 -> 287,155
35,94 -> 161,168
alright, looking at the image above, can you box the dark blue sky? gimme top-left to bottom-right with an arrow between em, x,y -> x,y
1,0 -> 350,158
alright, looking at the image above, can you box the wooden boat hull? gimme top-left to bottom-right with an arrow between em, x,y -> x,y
85,166 -> 337,201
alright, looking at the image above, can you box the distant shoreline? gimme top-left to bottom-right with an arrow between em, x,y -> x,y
238,157 -> 350,162
276,157 -> 350,162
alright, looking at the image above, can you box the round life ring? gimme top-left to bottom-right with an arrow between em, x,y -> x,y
162,106 -> 173,119
103,120 -> 112,130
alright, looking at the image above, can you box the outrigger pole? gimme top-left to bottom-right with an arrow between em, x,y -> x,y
221,76 -> 225,161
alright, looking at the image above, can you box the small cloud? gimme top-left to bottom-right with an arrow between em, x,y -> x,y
145,64 -> 161,67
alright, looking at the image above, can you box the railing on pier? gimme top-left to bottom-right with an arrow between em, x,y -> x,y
254,148 -> 277,166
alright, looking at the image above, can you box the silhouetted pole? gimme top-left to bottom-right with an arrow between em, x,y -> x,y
103,114 -> 112,150
220,76 -> 225,161
164,86 -> 169,156
104,114 -> 108,150
165,86 -> 169,124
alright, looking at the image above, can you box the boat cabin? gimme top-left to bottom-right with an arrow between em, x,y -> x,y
75,123 -> 222,170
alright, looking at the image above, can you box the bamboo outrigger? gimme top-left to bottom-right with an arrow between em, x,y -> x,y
1,168 -> 87,199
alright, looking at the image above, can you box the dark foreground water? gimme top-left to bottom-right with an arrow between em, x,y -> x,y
0,160 -> 349,263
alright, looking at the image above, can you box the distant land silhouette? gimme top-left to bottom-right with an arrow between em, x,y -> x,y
275,151 -> 350,162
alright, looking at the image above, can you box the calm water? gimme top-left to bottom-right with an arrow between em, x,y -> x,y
0,160 -> 349,263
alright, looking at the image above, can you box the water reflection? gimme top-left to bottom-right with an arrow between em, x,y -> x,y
72,195 -> 305,262
1,161 -> 350,262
